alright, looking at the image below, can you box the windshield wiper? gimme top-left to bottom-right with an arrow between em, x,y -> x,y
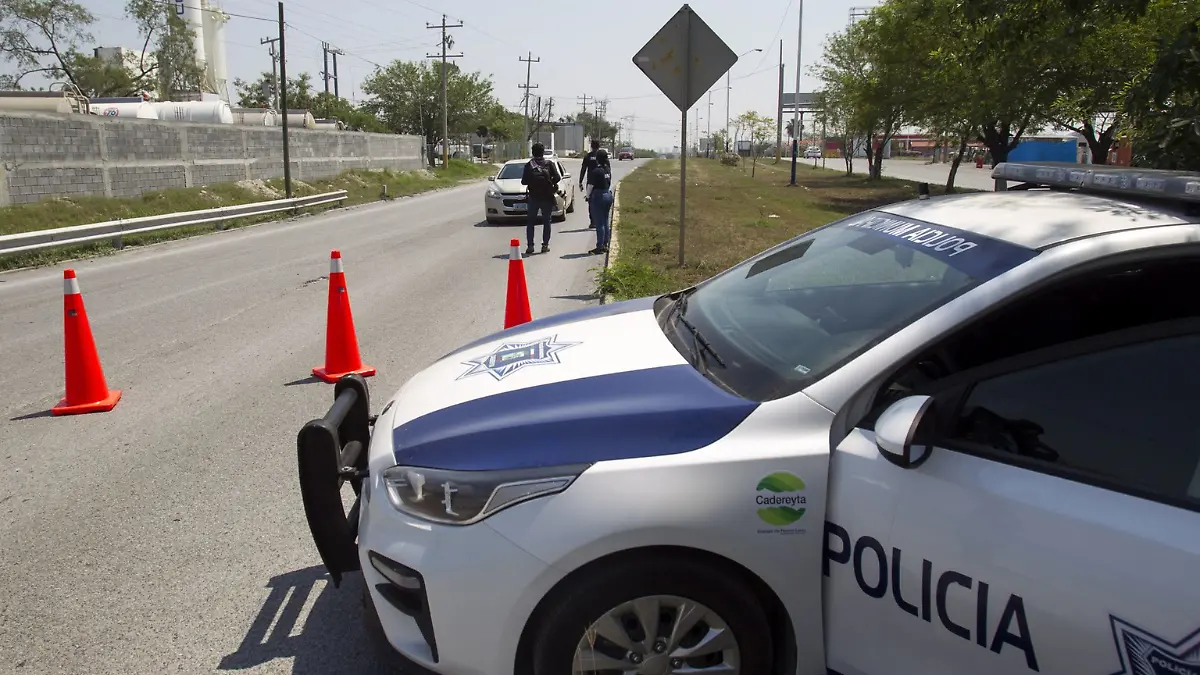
673,291 -> 727,369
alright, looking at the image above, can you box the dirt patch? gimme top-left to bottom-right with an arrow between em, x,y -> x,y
235,179 -> 282,200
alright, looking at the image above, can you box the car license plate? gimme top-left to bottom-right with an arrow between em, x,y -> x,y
513,203 -> 527,211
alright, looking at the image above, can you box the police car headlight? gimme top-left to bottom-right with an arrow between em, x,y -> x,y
381,464 -> 591,525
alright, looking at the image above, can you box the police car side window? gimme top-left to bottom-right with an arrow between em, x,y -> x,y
941,326 -> 1200,510
874,253 -> 1200,410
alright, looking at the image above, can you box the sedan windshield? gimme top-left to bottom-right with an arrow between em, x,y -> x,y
497,163 -> 524,180
658,211 -> 1038,401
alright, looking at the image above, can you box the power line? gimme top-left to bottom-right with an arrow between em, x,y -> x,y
755,0 -> 798,71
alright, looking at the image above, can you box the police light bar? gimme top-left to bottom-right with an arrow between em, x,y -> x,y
992,161 -> 1200,204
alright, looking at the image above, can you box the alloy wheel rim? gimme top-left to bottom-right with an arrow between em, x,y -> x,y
572,594 -> 741,674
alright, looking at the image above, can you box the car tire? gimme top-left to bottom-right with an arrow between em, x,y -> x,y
566,198 -> 575,214
529,555 -> 773,675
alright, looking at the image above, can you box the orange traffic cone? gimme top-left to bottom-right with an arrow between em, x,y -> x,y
504,239 -> 533,329
52,269 -> 121,416
312,250 -> 376,383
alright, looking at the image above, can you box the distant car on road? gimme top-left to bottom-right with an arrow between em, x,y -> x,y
617,147 -> 634,161
297,161 -> 1200,675
482,157 -> 575,225
803,145 -> 822,159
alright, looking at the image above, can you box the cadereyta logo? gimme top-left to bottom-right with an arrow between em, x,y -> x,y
756,472 -> 807,527
1108,615 -> 1200,675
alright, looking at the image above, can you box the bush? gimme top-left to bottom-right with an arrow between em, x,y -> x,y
720,153 -> 741,166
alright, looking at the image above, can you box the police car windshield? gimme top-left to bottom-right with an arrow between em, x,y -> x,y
497,164 -> 525,179
667,211 -> 1038,401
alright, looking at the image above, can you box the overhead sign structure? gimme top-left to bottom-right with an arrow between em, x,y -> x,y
633,4 -> 738,266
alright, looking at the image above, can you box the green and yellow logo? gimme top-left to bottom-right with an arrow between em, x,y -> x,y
755,472 -> 807,526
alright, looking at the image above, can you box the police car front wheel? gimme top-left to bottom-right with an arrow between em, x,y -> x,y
530,556 -> 773,674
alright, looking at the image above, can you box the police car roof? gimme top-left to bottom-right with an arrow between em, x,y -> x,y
879,162 -> 1200,250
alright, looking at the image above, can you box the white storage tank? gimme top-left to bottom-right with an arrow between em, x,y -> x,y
285,109 -> 317,130
314,118 -> 345,131
0,89 -> 89,114
90,102 -> 159,119
152,100 -> 234,124
231,107 -> 278,126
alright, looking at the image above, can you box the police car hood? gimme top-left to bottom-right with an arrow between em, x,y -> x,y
382,297 -> 760,471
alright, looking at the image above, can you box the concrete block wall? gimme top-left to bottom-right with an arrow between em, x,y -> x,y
0,112 -> 426,206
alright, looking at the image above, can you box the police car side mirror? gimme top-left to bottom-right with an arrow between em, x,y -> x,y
487,175 -> 496,181
875,395 -> 935,469
562,173 -> 571,179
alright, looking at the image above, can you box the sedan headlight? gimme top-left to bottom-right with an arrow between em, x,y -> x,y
382,463 -> 591,525
486,187 -> 501,198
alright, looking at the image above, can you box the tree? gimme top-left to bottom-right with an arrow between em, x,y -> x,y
361,59 -> 500,166
745,112 -> 775,176
124,0 -> 205,99
1124,13 -> 1200,169
233,71 -> 317,110
0,0 -> 94,89
813,17 -> 909,179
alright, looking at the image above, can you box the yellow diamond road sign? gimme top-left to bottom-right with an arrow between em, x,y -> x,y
632,4 -> 738,112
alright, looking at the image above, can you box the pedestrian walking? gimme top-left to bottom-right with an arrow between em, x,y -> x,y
579,139 -> 603,229
521,142 -> 562,256
587,149 -> 614,256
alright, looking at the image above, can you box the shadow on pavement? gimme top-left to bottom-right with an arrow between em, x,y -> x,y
9,409 -> 54,421
552,294 -> 598,302
558,252 -> 596,260
558,228 -> 593,234
219,566 -> 403,675
283,376 -> 323,387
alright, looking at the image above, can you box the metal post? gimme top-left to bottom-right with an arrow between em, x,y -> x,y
277,1 -> 291,199
332,51 -> 340,98
789,0 -> 803,186
776,40 -> 784,162
724,71 -> 731,152
680,10 -> 691,267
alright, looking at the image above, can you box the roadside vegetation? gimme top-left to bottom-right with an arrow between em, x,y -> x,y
596,158 -> 967,301
0,160 -> 493,272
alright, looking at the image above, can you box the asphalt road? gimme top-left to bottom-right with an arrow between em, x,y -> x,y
847,157 -> 1000,191
0,158 -> 646,675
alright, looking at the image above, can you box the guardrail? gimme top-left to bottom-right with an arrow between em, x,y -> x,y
0,190 -> 349,257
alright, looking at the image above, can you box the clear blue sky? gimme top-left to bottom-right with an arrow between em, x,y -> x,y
78,0 -> 874,150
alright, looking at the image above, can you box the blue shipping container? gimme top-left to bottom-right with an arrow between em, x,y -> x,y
1008,139 -> 1077,163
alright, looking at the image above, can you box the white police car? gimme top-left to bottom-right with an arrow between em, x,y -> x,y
298,161 -> 1200,675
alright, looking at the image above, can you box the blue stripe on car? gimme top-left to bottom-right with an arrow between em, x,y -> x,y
392,364 -> 759,471
439,295 -> 660,361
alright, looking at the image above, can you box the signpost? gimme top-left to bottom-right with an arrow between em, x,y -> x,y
633,5 -> 738,266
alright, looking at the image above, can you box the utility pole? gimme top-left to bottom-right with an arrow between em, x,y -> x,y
276,1 -> 291,199
331,50 -> 341,98
706,90 -> 712,157
789,0 -> 804,187
260,36 -> 280,109
426,14 -> 463,168
577,94 -> 593,142
518,52 -> 539,152
776,39 -> 784,162
322,42 -> 331,96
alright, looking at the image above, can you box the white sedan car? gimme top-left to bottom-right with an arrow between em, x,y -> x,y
484,158 -> 576,225
298,161 -> 1200,675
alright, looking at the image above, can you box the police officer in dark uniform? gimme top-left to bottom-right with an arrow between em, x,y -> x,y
579,139 -> 603,229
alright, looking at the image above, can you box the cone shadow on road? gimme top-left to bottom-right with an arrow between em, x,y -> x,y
284,376 -> 323,387
9,409 -> 55,421
218,566 -> 400,674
